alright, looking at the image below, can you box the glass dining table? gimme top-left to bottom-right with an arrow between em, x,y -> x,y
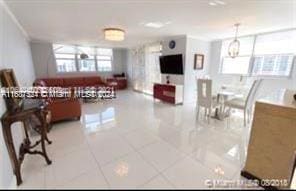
212,88 -> 245,120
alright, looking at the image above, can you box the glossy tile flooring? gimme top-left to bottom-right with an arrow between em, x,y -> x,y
18,90 -> 255,189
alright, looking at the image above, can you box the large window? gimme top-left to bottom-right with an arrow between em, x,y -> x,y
220,29 -> 295,77
220,36 -> 254,75
251,30 -> 296,77
77,46 -> 96,72
53,44 -> 113,73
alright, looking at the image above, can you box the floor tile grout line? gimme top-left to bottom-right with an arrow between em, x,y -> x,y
84,135 -> 112,189
121,131 -> 167,188
38,90 -> 248,189
139,132 -> 233,185
130,135 -> 190,189
159,172 -> 177,189
45,147 -> 103,188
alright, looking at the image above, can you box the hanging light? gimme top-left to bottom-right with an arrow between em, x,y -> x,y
228,23 -> 241,58
104,28 -> 125,41
80,53 -> 89,59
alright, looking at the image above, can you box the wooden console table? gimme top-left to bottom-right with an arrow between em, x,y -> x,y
1,99 -> 52,186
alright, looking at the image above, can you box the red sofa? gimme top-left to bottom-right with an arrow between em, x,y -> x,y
34,76 -> 107,122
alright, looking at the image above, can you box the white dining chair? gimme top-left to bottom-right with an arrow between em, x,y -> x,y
196,79 -> 220,122
224,79 -> 262,126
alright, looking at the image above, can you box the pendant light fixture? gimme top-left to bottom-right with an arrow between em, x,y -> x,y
228,23 -> 241,58
79,53 -> 89,59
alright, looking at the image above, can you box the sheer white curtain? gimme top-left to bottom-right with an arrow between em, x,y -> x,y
132,46 -> 146,92
131,43 -> 162,95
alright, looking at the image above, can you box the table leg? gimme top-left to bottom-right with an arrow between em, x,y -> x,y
35,112 -> 52,165
1,120 -> 22,185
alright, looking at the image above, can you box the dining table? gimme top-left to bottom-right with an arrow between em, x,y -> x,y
212,86 -> 246,120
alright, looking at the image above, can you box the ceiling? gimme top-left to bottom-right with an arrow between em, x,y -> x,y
5,0 -> 296,48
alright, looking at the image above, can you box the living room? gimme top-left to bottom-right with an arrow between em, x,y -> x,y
0,0 -> 295,189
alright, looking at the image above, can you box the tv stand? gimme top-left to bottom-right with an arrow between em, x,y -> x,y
153,83 -> 183,104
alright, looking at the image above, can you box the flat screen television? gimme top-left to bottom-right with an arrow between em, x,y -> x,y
159,54 -> 183,75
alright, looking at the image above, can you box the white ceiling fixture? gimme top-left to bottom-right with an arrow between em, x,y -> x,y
144,21 -> 171,29
209,0 -> 226,6
209,2 -> 217,6
228,23 -> 240,58
145,22 -> 164,28
104,28 -> 125,41
215,0 -> 226,5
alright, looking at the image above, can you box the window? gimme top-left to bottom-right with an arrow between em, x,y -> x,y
220,29 -> 295,77
251,30 -> 296,77
96,48 -> 113,72
54,45 -> 77,72
221,56 -> 251,75
78,58 -> 96,72
77,46 -> 96,72
252,54 -> 294,76
220,36 -> 254,75
53,44 -> 113,73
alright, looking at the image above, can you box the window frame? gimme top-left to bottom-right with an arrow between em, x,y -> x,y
250,53 -> 295,78
54,53 -> 78,73
96,55 -> 113,72
219,29 -> 295,78
53,45 -> 113,73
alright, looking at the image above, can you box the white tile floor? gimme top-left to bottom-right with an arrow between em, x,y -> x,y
18,90 -> 257,189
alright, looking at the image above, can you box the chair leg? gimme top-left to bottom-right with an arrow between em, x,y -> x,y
247,109 -> 252,124
196,106 -> 200,121
226,107 -> 231,128
244,110 -> 247,127
208,108 -> 212,124
227,114 -> 230,128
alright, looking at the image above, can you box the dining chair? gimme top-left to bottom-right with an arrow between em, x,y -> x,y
196,79 -> 220,122
224,79 -> 262,126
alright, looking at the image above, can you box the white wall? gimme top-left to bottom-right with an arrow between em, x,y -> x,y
126,35 -> 212,103
209,40 -> 296,97
30,41 -> 128,79
113,48 -> 128,75
161,36 -> 212,103
184,37 -> 211,103
161,35 -> 187,85
0,1 -> 36,188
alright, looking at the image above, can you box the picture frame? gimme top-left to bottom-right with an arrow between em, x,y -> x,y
0,69 -> 23,112
194,54 -> 204,70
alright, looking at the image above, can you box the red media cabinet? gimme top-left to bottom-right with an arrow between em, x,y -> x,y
153,83 -> 183,104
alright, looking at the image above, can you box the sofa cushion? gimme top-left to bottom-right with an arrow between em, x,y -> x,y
83,76 -> 103,86
63,77 -> 85,87
42,78 -> 64,87
34,76 -> 107,88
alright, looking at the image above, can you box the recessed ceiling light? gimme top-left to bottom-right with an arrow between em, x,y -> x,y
209,0 -> 226,6
145,22 -> 164,28
142,21 -> 172,29
215,0 -> 226,5
164,21 -> 172,25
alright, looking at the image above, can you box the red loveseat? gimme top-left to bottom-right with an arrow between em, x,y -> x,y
34,76 -> 107,122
